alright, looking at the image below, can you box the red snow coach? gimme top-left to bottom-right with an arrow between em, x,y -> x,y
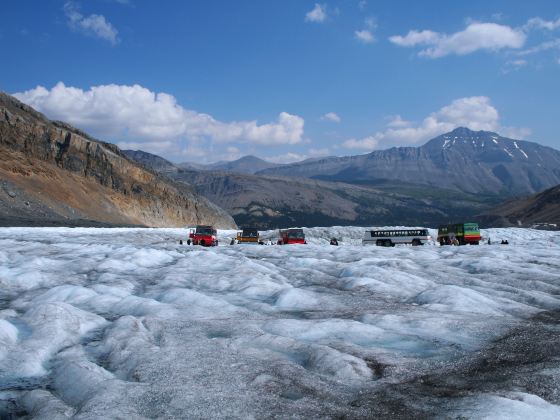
188,225 -> 218,247
277,228 -> 306,245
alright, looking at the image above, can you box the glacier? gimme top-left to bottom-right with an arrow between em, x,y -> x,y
0,226 -> 559,418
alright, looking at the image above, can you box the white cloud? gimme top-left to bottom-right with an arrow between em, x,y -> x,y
355,29 -> 375,43
342,96 -> 530,150
13,83 -> 305,151
386,115 -> 412,128
64,1 -> 119,45
266,152 -> 308,164
305,3 -> 327,23
389,22 -> 526,58
358,1 -> 367,10
321,112 -> 341,123
355,17 -> 376,43
524,17 -> 560,31
517,38 -> 560,56
342,136 -> 379,150
266,148 -> 330,164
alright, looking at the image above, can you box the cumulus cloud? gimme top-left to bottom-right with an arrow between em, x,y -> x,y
321,112 -> 341,123
389,22 -> 526,58
342,136 -> 379,150
64,1 -> 119,45
305,3 -> 327,23
13,83 -> 305,151
342,96 -> 530,151
355,29 -> 374,43
386,115 -> 413,128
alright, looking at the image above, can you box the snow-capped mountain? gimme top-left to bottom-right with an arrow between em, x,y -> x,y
258,127 -> 560,195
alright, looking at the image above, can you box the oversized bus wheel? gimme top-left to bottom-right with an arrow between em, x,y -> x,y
376,240 -> 383,246
412,239 -> 421,246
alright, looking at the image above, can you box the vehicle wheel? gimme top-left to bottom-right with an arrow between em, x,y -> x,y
215,240 -> 218,246
277,240 -> 282,245
187,239 -> 191,245
473,241 -> 479,245
389,240 -> 395,247
376,240 -> 383,246
199,239 -> 206,246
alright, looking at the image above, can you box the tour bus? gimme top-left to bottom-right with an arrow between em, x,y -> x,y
235,227 -> 263,244
277,228 -> 306,245
188,225 -> 218,247
362,228 -> 431,247
437,223 -> 481,245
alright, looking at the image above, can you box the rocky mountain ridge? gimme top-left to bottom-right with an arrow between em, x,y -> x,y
0,92 -> 236,228
124,150 -> 498,228
177,155 -> 284,175
258,127 -> 560,195
478,184 -> 560,228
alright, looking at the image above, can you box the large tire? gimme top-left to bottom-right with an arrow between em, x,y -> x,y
199,239 -> 206,247
412,239 -> 421,246
389,240 -> 395,247
376,240 -> 383,246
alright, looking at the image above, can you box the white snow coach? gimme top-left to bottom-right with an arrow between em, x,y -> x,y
362,229 -> 431,247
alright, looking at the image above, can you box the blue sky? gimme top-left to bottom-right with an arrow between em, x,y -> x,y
2,0 -> 560,163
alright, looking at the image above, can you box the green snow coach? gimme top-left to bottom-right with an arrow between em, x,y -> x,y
437,223 -> 481,246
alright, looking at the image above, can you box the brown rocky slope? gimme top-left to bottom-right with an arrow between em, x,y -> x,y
0,92 -> 236,228
477,184 -> 560,228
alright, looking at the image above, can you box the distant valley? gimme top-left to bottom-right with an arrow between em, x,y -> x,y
125,150 -> 502,228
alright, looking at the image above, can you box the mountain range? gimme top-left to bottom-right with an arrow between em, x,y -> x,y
124,149 -> 500,228
179,155 -> 284,175
0,92 -> 236,228
258,127 -> 560,195
2,89 -> 559,229
123,127 -> 560,228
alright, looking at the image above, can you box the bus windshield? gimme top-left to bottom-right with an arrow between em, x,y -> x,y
196,227 -> 215,235
287,229 -> 305,239
242,228 -> 258,237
